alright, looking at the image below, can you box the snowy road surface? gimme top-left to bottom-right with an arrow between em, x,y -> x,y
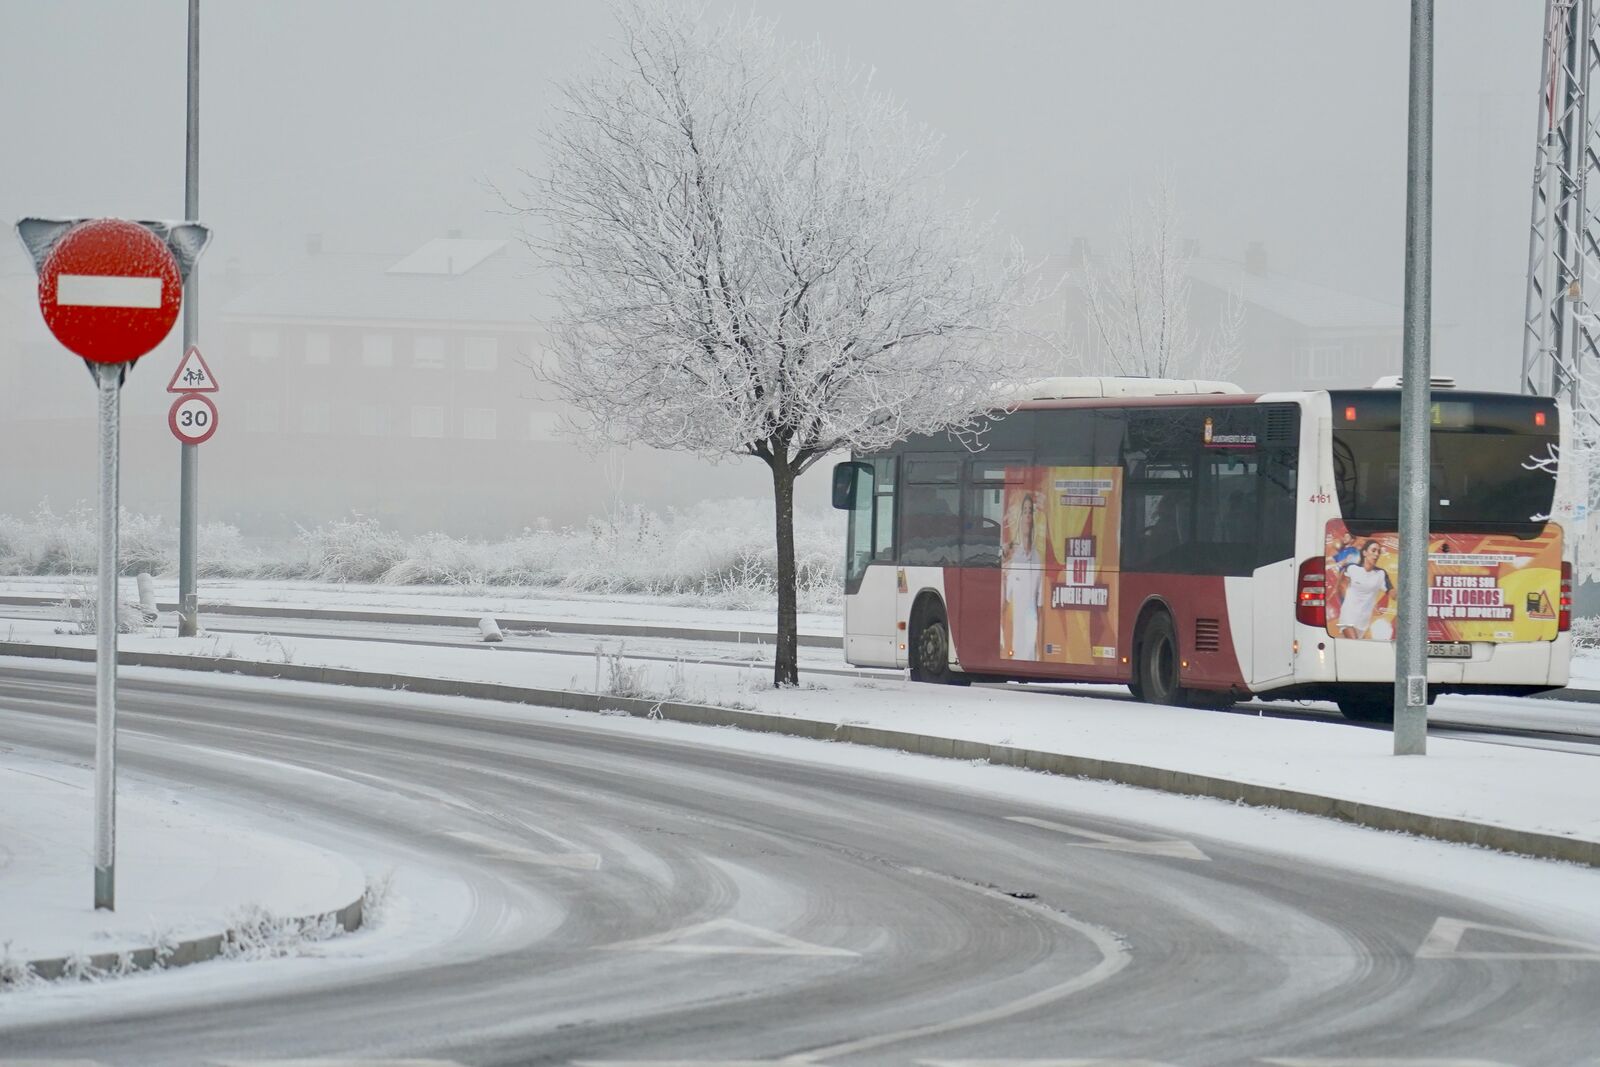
1,663 -> 1599,1064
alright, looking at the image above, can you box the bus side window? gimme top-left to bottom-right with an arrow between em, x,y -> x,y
873,456 -> 897,562
844,463 -> 876,585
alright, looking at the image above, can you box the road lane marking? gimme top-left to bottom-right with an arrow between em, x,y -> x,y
785,868 -> 1131,1062
443,830 -> 601,870
56,274 -> 162,308
600,917 -> 857,957
921,1062 -> 1184,1067
1005,815 -> 1210,861
1262,1059 -> 1516,1066
1415,916 -> 1600,960
215,1061 -> 469,1066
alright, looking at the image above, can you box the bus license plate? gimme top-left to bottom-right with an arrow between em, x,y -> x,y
1428,642 -> 1471,659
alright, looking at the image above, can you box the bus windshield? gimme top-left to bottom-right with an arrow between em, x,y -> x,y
1330,390 -> 1559,534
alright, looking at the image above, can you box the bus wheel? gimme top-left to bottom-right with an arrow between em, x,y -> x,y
1336,697 -> 1394,723
1135,612 -> 1185,706
911,602 -> 969,686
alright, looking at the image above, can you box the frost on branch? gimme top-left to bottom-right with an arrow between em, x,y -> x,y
510,1 -> 1031,686
1076,183 -> 1243,382
515,2 -> 1030,470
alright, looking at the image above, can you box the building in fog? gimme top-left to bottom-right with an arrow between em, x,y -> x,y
214,235 -> 771,533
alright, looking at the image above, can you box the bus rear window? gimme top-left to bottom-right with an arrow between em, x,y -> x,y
1330,392 -> 1558,533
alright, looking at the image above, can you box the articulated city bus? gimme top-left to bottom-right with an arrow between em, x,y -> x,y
831,377 -> 1576,721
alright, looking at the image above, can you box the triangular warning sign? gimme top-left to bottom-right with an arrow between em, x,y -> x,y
167,345 -> 219,393
601,917 -> 857,957
1416,916 -> 1600,960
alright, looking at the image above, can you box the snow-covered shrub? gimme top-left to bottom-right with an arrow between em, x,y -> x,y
293,515 -> 407,583
1571,614 -> 1600,654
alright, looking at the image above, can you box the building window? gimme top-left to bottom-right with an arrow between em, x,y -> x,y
411,405 -> 446,438
414,335 -> 446,369
249,330 -> 278,360
245,401 -> 281,433
528,411 -> 561,441
362,334 -> 394,367
304,332 -> 331,365
357,405 -> 388,438
462,408 -> 498,440
301,402 -> 331,435
464,336 -> 499,371
1293,344 -> 1345,381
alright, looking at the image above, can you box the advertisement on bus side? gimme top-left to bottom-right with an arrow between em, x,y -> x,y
1323,520 -> 1562,643
1002,466 -> 1122,664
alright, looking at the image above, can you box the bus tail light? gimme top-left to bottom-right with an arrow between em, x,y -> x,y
1296,557 -> 1326,627
1560,561 -> 1573,632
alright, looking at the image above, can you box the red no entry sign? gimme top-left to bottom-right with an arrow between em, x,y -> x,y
38,219 -> 183,364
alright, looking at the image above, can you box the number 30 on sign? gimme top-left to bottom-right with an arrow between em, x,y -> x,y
169,392 -> 218,445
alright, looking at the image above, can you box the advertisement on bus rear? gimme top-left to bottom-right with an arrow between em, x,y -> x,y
1323,520 -> 1562,643
1002,466 -> 1122,664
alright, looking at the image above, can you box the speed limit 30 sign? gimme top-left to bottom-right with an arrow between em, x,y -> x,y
169,392 -> 218,445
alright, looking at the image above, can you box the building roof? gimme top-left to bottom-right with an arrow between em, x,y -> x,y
1187,256 -> 1402,331
221,238 -> 553,327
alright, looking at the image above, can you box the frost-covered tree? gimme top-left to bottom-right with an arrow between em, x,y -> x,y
515,2 -> 1029,686
1077,185 -> 1242,381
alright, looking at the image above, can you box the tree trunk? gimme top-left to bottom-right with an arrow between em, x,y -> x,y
768,458 -> 800,688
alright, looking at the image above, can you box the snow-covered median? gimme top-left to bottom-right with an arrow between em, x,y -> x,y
0,747 -> 366,979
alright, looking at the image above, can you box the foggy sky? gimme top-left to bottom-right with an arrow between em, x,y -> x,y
0,1 -> 1549,522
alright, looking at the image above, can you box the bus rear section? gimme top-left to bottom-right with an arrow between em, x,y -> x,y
1271,388 -> 1573,720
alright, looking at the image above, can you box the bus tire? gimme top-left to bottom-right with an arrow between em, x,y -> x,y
910,601 -> 970,686
1336,697 -> 1394,723
1134,611 -> 1185,706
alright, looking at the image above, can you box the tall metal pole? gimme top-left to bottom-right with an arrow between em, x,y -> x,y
1394,0 -> 1434,755
178,0 -> 201,636
94,362 -> 122,909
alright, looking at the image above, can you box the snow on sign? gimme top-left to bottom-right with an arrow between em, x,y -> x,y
167,345 -> 219,393
169,392 -> 218,445
37,219 -> 182,364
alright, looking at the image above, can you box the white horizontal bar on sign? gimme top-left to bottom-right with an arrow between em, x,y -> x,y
56,274 -> 163,309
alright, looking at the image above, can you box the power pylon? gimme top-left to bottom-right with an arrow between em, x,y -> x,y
1523,0 -> 1600,407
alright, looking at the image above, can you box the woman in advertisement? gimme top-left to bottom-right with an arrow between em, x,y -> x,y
1336,539 -> 1394,639
1002,490 -> 1044,659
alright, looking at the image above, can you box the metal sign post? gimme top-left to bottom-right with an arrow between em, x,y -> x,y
16,216 -> 209,910
179,0 -> 202,637
93,361 -> 122,909
1394,0 -> 1434,755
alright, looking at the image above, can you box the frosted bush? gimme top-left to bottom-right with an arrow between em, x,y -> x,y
1571,614 -> 1600,654
0,499 -> 845,612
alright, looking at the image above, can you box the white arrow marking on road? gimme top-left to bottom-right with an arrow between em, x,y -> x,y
1414,916 -> 1600,960
1262,1059 -> 1515,1066
1005,815 -> 1210,861
56,274 -> 162,308
444,830 -> 600,870
601,917 -> 858,957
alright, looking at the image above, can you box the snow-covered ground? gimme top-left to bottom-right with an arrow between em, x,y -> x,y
0,747 -> 364,965
3,576 -> 1598,1004
0,583 -> 1596,847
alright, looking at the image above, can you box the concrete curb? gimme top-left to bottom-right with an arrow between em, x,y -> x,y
0,594 -> 844,649
14,895 -> 363,987
4,642 -> 1597,870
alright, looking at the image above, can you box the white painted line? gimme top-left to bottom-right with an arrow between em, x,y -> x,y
55,274 -> 162,309
601,917 -> 858,957
444,830 -> 600,870
1262,1059 -> 1516,1066
1415,916 -> 1600,960
1005,815 -> 1210,861
573,1062 -> 799,1067
921,1062 -> 1184,1067
0,1060 -> 107,1066
789,869 -> 1131,1062
209,1062 -> 467,1067
212,1062 -> 467,1067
